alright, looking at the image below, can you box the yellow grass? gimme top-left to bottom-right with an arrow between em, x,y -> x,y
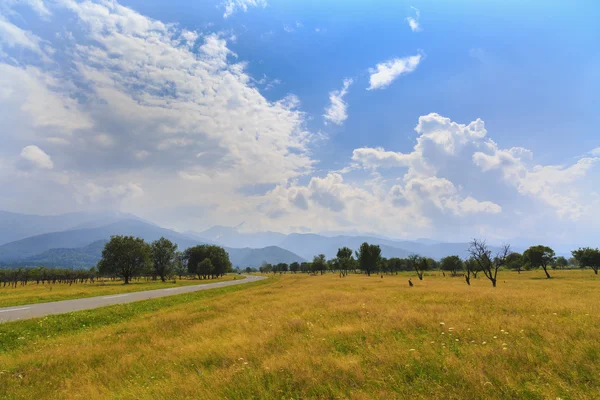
0,275 -> 239,308
1,270 -> 599,399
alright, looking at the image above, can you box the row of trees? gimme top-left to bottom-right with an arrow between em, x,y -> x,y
0,236 -> 234,287
98,236 -> 233,284
0,266 -> 99,288
258,240 -> 600,288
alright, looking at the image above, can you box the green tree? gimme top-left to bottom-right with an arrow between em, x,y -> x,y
289,261 -> 300,274
506,252 -> 524,274
151,237 -> 178,282
554,256 -> 568,269
98,236 -> 152,284
523,245 -> 555,279
185,245 -> 232,279
336,246 -> 354,277
174,251 -> 187,279
440,255 -> 463,276
312,254 -> 327,275
276,263 -> 289,274
571,247 -> 600,275
407,254 -> 427,280
356,243 -> 382,277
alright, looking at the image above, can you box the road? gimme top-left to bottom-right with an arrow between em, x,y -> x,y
0,275 -> 266,323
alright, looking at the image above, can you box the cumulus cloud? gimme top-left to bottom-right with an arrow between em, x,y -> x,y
405,6 -> 421,32
222,0 -> 267,18
18,145 -> 53,170
0,0 -> 313,218
367,53 -> 423,90
1,0 -> 598,243
323,78 -> 353,126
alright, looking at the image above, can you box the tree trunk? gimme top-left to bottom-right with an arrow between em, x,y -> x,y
543,266 -> 551,279
491,278 -> 496,287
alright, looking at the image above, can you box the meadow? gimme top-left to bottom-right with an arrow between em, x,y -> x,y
0,275 -> 239,308
0,270 -> 598,399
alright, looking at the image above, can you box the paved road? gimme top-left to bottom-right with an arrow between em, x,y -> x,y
0,275 -> 266,323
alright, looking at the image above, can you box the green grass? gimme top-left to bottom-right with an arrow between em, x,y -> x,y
0,270 -> 598,399
0,275 -> 240,308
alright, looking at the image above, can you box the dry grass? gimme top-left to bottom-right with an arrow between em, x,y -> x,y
1,270 -> 599,399
0,275 -> 238,308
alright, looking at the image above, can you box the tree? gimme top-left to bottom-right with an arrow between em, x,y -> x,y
356,243 -> 382,276
174,251 -> 187,279
276,263 -> 289,274
468,239 -> 510,287
407,254 -> 428,280
198,258 -> 213,278
523,245 -> 555,279
312,254 -> 327,275
554,256 -> 568,270
440,255 -> 463,276
289,261 -> 300,274
98,236 -> 152,284
571,247 -> 600,275
336,246 -> 354,277
506,252 -> 524,274
151,237 -> 178,282
185,245 -> 232,279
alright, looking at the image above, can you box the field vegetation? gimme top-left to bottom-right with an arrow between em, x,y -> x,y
1,270 -> 598,399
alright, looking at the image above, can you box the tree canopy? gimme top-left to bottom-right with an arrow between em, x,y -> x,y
571,247 -> 600,275
98,235 -> 152,284
185,245 -> 232,279
523,245 -> 555,279
356,243 -> 381,276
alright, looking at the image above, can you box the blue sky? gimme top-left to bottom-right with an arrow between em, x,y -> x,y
0,0 -> 599,249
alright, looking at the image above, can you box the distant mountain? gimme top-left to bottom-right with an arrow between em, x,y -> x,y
0,210 -> 144,246
191,225 -> 286,249
226,246 -> 304,268
277,234 -> 416,260
0,219 -> 201,262
0,219 -> 305,269
196,227 -> 512,261
20,240 -> 108,269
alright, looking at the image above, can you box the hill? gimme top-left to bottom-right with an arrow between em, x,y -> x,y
0,219 -> 305,269
0,210 -> 143,246
226,246 -> 305,268
20,240 -> 108,269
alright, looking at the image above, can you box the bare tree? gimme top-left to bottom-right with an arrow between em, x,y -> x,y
468,239 -> 510,287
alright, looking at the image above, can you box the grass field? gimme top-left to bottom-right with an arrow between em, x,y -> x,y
1,270 -> 598,399
0,275 -> 239,308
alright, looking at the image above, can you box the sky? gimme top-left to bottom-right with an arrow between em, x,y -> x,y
0,0 -> 599,250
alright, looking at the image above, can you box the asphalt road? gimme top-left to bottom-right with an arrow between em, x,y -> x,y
0,275 -> 266,323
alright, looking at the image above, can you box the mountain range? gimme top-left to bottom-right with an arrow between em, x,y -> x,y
0,211 -> 517,269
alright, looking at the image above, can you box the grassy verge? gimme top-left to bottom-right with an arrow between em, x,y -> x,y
0,275 -> 241,308
0,271 -> 598,399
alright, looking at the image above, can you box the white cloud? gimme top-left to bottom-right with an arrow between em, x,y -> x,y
405,6 -> 421,32
473,141 -> 599,219
1,0 -> 598,244
222,0 -> 267,19
367,53 -> 423,90
0,0 -> 314,218
591,147 -> 600,156
323,78 -> 353,126
19,145 -> 53,170
0,17 -> 42,53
